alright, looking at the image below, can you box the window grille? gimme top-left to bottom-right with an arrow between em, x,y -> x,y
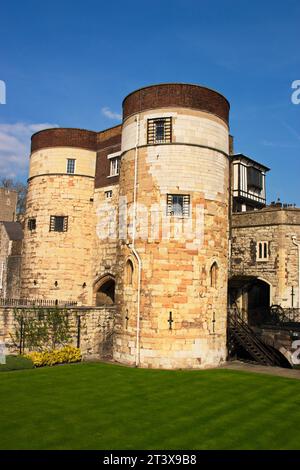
167,194 -> 190,217
67,159 -> 76,174
105,190 -> 113,198
147,117 -> 172,144
28,218 -> 36,231
50,216 -> 68,232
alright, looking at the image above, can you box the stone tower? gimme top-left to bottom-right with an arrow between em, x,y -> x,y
0,187 -> 17,222
114,83 -> 230,369
21,128 -> 97,303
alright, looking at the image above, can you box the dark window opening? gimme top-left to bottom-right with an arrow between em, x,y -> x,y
126,259 -> 134,285
28,218 -> 36,231
210,262 -> 218,288
50,216 -> 68,232
167,194 -> 190,217
96,278 -> 115,306
247,166 -> 263,190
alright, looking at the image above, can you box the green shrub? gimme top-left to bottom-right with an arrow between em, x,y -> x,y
0,355 -> 34,372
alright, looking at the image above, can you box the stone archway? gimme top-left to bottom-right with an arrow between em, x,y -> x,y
248,278 -> 270,311
228,275 -> 271,326
94,274 -> 115,306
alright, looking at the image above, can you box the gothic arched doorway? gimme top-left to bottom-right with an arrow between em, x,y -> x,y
228,275 -> 271,326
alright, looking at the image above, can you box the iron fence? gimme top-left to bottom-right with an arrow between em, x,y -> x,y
265,306 -> 300,326
245,306 -> 300,327
0,298 -> 77,308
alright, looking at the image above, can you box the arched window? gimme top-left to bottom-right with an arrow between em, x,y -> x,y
126,259 -> 134,285
210,262 -> 218,288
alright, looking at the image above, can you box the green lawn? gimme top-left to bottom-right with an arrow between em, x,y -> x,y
1,362 -> 300,450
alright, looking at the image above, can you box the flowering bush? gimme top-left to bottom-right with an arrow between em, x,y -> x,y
25,346 -> 81,367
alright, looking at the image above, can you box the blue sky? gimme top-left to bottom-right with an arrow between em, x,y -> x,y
0,0 -> 299,204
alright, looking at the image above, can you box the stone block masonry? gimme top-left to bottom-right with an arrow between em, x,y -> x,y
114,97 -> 230,369
0,306 -> 116,360
0,188 -> 17,222
231,208 -> 300,307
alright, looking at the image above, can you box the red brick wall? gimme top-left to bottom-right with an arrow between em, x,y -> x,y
31,128 -> 97,153
123,83 -> 230,124
95,125 -> 122,188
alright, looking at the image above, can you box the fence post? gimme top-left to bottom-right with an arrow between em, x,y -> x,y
77,316 -> 81,348
19,315 -> 24,355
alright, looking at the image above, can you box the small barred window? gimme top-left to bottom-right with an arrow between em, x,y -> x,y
50,216 -> 68,232
147,117 -> 172,144
67,159 -> 76,174
28,218 -> 36,231
167,194 -> 190,218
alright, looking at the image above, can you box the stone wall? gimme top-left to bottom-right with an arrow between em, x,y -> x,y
22,143 -> 97,304
254,325 -> 298,366
92,186 -> 119,300
0,188 -> 17,222
0,306 -> 116,359
231,208 -> 300,307
22,174 -> 96,304
0,224 -> 9,297
0,225 -> 22,298
29,147 -> 96,179
5,254 -> 22,298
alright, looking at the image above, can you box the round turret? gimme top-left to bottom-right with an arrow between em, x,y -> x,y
114,83 -> 230,368
21,128 -> 97,304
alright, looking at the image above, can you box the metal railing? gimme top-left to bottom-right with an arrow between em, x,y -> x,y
228,307 -> 283,366
0,298 -> 77,308
263,306 -> 300,326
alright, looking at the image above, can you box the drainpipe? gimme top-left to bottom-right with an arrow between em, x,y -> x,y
132,115 -> 142,367
292,236 -> 300,308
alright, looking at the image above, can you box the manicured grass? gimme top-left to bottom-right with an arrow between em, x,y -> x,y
1,362 -> 300,449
